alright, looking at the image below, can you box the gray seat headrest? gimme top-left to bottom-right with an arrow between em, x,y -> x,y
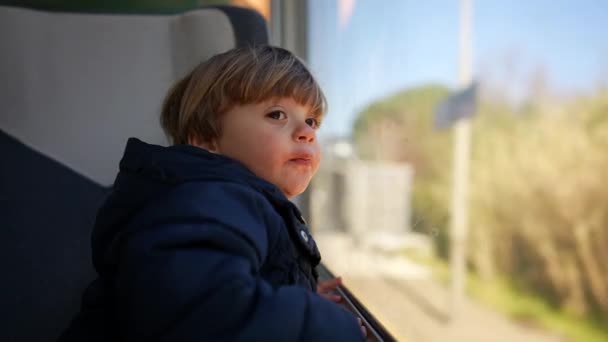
0,5 -> 268,185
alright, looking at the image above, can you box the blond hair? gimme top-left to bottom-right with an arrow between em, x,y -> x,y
160,46 -> 327,145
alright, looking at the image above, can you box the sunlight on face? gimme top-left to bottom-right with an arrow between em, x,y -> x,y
205,98 -> 322,198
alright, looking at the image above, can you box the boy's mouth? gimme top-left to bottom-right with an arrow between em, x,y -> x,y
288,153 -> 314,166
289,158 -> 312,165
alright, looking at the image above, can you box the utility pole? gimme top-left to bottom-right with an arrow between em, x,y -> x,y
450,0 -> 473,321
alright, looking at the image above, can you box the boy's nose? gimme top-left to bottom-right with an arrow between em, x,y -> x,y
294,122 -> 315,143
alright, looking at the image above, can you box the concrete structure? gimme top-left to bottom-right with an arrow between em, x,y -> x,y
312,139 -> 414,241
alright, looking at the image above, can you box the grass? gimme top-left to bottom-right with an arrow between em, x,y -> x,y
403,249 -> 608,342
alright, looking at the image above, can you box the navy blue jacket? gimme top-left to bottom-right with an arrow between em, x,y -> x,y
59,138 -> 363,341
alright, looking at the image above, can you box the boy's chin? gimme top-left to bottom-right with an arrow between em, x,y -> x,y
281,183 -> 309,199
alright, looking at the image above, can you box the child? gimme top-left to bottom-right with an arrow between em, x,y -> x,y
59,46 -> 366,341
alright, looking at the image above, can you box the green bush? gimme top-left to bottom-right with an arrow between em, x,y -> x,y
353,86 -> 608,324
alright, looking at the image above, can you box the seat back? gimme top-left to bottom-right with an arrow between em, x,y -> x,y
0,5 -> 267,341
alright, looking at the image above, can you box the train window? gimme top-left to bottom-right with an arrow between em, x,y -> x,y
306,1 -> 608,341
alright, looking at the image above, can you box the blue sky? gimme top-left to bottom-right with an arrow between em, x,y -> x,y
308,0 -> 608,136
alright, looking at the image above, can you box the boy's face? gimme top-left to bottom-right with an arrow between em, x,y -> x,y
202,98 -> 321,198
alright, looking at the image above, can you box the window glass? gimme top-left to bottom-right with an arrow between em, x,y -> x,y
308,1 -> 608,340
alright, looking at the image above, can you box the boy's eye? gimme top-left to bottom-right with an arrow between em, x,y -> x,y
267,110 -> 287,120
305,118 -> 320,129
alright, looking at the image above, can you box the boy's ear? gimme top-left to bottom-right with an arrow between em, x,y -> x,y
206,140 -> 220,153
188,135 -> 219,153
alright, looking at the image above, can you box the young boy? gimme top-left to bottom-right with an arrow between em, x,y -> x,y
59,46 -> 366,341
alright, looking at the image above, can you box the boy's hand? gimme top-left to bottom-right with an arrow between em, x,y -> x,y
357,318 -> 368,338
318,276 -> 367,338
316,276 -> 343,303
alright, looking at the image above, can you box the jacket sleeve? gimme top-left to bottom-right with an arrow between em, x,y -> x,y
114,182 -> 364,342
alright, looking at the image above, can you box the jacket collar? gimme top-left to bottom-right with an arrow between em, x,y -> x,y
119,137 -> 291,208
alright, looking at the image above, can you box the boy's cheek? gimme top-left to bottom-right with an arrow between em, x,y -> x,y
313,144 -> 322,166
